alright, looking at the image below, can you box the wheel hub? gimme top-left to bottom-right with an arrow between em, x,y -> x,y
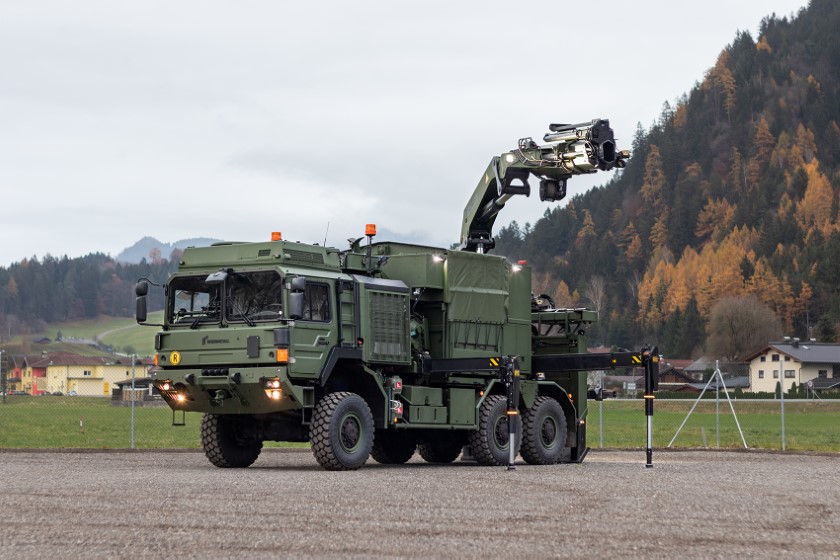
340,415 -> 361,451
540,417 -> 558,447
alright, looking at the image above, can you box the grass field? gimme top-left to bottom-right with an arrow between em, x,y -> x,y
1,396 -> 839,452
4,312 -> 162,358
587,399 -> 840,452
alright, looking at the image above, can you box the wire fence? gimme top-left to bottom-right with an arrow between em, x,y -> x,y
1,392 -> 839,453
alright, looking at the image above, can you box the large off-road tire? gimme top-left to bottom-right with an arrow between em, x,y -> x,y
466,395 -> 520,466
417,432 -> 466,463
311,392 -> 374,471
520,396 -> 568,465
371,430 -> 416,464
201,413 -> 263,468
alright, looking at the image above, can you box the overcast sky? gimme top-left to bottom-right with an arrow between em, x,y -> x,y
0,0 -> 809,267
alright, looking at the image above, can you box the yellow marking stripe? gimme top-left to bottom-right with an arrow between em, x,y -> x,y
490,358 -> 500,367
631,355 -> 641,364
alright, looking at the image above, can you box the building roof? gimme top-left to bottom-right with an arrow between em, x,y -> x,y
661,359 -> 694,370
12,352 -> 148,368
807,377 -> 840,390
658,367 -> 695,383
742,342 -> 840,365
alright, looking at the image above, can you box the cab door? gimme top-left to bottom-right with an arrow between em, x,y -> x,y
289,279 -> 337,377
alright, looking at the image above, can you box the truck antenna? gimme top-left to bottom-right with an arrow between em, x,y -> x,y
323,221 -> 330,246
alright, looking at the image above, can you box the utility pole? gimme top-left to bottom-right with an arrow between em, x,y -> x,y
1,349 -> 5,404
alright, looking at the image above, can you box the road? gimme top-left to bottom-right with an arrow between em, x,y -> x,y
1,449 -> 838,558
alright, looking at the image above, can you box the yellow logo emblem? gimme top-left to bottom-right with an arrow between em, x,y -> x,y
170,351 -> 181,366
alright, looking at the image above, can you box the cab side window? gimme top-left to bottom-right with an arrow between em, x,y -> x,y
302,283 -> 330,322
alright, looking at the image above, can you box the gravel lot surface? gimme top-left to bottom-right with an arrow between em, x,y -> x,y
1,448 -> 838,559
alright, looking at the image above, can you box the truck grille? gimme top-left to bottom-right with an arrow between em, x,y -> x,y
370,292 -> 408,361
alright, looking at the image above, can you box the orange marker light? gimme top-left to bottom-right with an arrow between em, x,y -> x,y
365,224 -> 377,236
276,348 -> 289,363
271,232 -> 282,241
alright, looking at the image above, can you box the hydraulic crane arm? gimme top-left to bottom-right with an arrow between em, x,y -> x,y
459,119 -> 629,253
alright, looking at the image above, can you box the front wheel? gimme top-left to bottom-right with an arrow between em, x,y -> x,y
201,414 -> 263,468
311,392 -> 374,470
520,396 -> 568,465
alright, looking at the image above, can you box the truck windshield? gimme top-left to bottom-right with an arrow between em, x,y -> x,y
168,276 -> 222,327
225,271 -> 284,324
167,271 -> 284,327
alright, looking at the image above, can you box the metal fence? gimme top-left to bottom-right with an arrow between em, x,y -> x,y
2,391 -> 839,453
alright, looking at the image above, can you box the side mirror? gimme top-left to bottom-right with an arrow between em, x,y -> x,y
135,281 -> 149,323
288,292 -> 304,320
289,276 -> 306,292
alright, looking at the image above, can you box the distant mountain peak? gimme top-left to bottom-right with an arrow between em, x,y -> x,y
116,237 -> 222,263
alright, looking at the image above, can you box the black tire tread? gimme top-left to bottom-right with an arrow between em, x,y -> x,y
201,413 -> 262,468
311,391 -> 373,471
466,395 -> 519,466
417,433 -> 464,463
520,396 -> 567,465
371,431 -> 416,464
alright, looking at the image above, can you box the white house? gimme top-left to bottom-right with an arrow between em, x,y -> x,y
743,341 -> 840,393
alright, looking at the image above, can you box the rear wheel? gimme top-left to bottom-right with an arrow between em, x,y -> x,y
311,392 -> 374,471
520,396 -> 567,465
417,432 -> 466,463
371,430 -> 416,464
201,414 -> 263,468
467,395 -> 520,466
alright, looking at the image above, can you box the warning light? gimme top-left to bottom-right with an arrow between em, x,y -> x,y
517,260 -> 528,265
271,232 -> 282,241
365,224 -> 377,236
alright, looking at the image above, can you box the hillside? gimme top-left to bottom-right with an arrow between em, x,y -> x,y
495,0 -> 840,358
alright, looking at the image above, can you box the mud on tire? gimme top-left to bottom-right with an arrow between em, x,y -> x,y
201,413 -> 263,468
311,392 -> 374,471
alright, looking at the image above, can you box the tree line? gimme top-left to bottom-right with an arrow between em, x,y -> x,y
0,251 -> 177,338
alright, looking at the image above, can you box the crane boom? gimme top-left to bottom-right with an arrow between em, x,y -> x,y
459,119 -> 629,253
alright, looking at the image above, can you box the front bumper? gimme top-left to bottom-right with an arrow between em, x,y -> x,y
152,365 -> 305,415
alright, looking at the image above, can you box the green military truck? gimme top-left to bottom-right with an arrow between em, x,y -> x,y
135,119 -> 655,470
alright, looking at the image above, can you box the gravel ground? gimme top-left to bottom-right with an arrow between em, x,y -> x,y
1,448 -> 838,559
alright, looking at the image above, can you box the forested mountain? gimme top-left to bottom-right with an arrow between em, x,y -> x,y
495,0 -> 840,359
0,253 -> 176,337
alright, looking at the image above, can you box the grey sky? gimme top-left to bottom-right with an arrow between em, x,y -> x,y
0,0 -> 808,267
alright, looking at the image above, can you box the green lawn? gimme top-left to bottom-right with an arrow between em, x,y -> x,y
4,312 -> 163,358
2,395 -> 839,452
0,395 -> 306,449
586,399 -> 840,452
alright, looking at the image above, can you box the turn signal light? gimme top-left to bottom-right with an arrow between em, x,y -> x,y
276,348 -> 289,364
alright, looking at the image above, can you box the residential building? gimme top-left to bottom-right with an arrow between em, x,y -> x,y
7,354 -> 50,394
743,341 -> 840,393
6,353 -> 151,396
